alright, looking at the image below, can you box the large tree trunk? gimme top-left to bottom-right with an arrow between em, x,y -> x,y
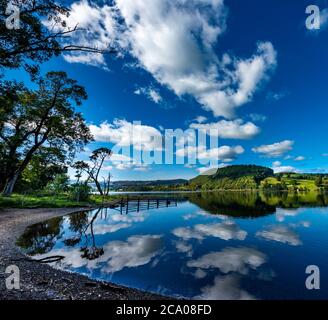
1,143 -> 43,196
2,173 -> 20,196
95,180 -> 103,196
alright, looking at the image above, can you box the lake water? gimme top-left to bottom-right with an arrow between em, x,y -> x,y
17,192 -> 328,300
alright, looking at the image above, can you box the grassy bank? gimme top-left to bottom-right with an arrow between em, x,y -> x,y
0,193 -> 120,209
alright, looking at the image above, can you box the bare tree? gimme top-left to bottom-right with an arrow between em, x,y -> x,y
73,148 -> 113,197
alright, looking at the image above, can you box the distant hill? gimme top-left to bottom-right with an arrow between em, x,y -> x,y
111,179 -> 188,190
190,165 -> 274,190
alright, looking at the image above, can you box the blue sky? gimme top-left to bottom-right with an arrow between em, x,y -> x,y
8,0 -> 328,180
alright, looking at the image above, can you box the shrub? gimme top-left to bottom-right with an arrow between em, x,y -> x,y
69,184 -> 91,202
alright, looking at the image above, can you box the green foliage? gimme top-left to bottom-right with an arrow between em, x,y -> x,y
190,165 -> 274,191
69,183 -> 91,202
0,71 -> 93,195
15,147 -> 67,192
0,0 -> 110,77
212,165 -> 274,182
45,173 -> 69,195
315,176 -> 323,187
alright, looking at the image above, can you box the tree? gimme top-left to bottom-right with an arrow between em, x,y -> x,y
15,146 -> 67,192
73,148 -> 112,197
0,71 -> 93,196
0,0 -> 114,76
45,173 -> 69,195
315,175 -> 323,188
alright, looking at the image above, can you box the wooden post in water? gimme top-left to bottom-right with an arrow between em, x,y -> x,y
147,199 -> 150,210
126,197 -> 129,214
157,199 -> 159,208
137,198 -> 140,212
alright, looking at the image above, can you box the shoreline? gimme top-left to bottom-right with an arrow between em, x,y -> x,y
0,207 -> 170,300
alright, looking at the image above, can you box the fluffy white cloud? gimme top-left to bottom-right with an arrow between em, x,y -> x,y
294,156 -> 305,161
190,119 -> 260,139
44,0 -> 120,67
176,145 -> 244,162
134,86 -> 162,104
92,223 -> 130,235
275,208 -> 302,222
37,234 -> 163,273
194,116 -> 208,124
195,274 -> 255,300
89,119 -> 162,151
51,0 -> 277,118
174,241 -> 193,257
252,140 -> 294,157
187,247 -> 266,275
172,221 -> 247,242
271,161 -> 300,174
256,225 -> 302,246
100,234 -> 163,273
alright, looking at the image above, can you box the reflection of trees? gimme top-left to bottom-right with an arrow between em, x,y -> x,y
17,209 -> 105,260
62,208 -> 105,260
187,192 -> 276,218
260,191 -> 328,209
79,208 -> 104,260
17,217 -> 63,255
63,212 -> 89,246
188,191 -> 328,218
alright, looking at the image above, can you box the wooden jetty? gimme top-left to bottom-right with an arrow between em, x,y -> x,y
109,197 -> 178,214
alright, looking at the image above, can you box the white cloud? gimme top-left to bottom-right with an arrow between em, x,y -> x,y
174,241 -> 193,257
197,164 -> 227,175
256,225 -> 302,246
51,0 -> 277,118
187,247 -> 266,275
275,208 -> 302,222
33,233 -> 163,273
100,234 -> 163,273
252,140 -> 294,157
271,161 -> 300,174
194,116 -> 208,124
44,0 -> 120,67
249,113 -> 267,122
92,223 -> 130,235
195,274 -> 255,300
176,145 -> 244,162
89,119 -> 162,151
294,156 -> 305,161
134,86 -> 162,104
172,221 -> 247,242
190,119 -> 260,139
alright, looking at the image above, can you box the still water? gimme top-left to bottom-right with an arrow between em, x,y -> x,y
17,192 -> 328,299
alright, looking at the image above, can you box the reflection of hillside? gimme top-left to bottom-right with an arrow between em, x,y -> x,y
187,191 -> 328,218
187,192 -> 276,218
260,192 -> 328,209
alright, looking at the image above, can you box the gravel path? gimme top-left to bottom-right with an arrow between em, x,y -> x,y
0,207 -> 168,300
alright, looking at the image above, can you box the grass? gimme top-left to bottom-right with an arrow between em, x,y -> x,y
261,177 -> 319,191
0,193 -> 120,209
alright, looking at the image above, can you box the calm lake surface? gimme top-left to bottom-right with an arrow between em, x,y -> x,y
17,192 -> 328,299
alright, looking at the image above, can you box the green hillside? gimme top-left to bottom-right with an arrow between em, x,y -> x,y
190,165 -> 328,192
190,165 -> 274,190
